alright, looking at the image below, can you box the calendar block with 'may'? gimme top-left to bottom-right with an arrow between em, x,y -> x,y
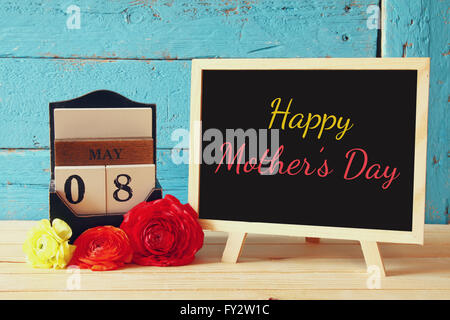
54,138 -> 154,166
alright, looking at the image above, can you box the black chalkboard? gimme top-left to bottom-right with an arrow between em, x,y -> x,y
198,69 -> 418,231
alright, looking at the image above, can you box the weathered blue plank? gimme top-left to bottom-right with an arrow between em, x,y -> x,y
0,0 -> 377,60
0,148 -> 188,220
1,0 -> 447,226
384,0 -> 449,224
0,58 -> 191,149
0,0 -> 379,220
0,149 -> 49,219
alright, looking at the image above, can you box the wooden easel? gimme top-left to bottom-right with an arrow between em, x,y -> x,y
189,59 -> 429,280
221,233 -> 386,277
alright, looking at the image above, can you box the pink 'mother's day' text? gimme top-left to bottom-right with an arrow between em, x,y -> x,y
214,143 -> 400,190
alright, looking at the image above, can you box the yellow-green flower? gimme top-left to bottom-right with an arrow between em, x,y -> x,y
23,219 -> 76,269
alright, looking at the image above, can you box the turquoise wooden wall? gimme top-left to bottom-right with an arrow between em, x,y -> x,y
383,0 -> 448,224
0,1 -> 447,223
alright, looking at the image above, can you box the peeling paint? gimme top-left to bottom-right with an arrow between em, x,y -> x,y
432,155 -> 439,164
401,42 -> 412,57
154,50 -> 178,60
129,0 -> 157,8
223,7 -> 238,15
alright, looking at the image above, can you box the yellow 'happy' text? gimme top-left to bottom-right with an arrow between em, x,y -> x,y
268,98 -> 354,140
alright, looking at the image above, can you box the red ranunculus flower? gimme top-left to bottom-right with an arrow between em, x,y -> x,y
69,226 -> 133,271
120,195 -> 204,266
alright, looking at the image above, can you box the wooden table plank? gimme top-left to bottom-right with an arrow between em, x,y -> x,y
3,242 -> 450,262
0,222 -> 448,299
1,257 -> 449,276
0,269 -> 449,291
1,289 -> 449,300
1,222 -> 448,243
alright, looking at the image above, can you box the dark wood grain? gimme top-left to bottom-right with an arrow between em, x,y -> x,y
55,138 -> 154,166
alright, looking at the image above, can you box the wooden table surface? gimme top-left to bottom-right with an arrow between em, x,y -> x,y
0,221 -> 449,300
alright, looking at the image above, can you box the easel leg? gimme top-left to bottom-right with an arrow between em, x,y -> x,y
360,241 -> 386,277
222,232 -> 247,263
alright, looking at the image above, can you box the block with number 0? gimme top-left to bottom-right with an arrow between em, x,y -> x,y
55,166 -> 107,216
106,164 -> 156,214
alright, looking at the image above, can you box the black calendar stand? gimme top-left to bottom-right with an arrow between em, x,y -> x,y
49,90 -> 162,242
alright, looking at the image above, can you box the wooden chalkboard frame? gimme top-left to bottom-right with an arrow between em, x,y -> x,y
188,58 -> 430,272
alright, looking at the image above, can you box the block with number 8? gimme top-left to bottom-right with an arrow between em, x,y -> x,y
106,164 -> 156,215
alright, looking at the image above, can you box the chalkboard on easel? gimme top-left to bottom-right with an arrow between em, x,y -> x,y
188,58 -> 430,274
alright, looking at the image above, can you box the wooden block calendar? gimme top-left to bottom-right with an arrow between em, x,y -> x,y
49,90 -> 162,241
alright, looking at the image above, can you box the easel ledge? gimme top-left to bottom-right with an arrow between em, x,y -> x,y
222,232 -> 386,277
